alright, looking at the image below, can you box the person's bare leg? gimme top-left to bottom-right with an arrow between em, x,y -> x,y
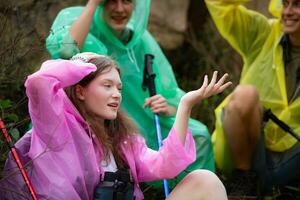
167,170 -> 227,200
223,85 -> 263,170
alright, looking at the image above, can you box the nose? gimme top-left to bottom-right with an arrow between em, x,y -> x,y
112,88 -> 122,99
115,0 -> 125,12
283,3 -> 295,15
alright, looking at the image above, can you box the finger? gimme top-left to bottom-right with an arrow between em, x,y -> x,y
152,96 -> 166,105
204,74 -> 209,87
143,98 -> 151,108
201,75 -> 209,89
195,75 -> 208,96
152,106 -> 167,114
152,94 -> 163,101
76,52 -> 105,62
211,73 -> 228,94
215,73 -> 229,88
207,71 -> 218,91
209,71 -> 218,86
144,95 -> 164,108
152,101 -> 167,110
203,71 -> 217,96
218,81 -> 232,93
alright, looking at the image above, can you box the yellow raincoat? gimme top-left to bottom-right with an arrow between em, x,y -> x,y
205,0 -> 300,172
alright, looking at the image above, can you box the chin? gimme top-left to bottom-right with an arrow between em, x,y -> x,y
284,29 -> 299,35
110,20 -> 127,31
112,25 -> 126,32
95,112 -> 117,120
106,114 -> 118,120
283,24 -> 300,33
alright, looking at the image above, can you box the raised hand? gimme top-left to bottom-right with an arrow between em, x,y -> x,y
180,71 -> 231,109
87,0 -> 104,7
174,71 -> 231,144
69,0 -> 104,49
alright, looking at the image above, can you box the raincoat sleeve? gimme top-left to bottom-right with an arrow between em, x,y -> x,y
132,127 -> 196,182
25,59 -> 96,148
205,0 -> 272,73
46,7 -> 107,59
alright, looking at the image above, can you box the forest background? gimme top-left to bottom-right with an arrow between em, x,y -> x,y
0,0 -> 270,199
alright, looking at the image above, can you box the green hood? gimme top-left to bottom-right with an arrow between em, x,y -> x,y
93,0 -> 150,49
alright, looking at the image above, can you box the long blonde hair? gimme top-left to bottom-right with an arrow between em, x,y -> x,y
65,56 -> 137,168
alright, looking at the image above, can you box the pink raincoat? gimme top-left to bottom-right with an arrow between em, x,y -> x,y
0,59 -> 196,200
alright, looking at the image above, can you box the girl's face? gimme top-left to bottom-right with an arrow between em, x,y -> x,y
77,67 -> 122,120
103,0 -> 134,33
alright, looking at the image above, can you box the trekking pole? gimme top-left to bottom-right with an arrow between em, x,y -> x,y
0,119 -> 39,200
142,54 -> 169,198
263,109 -> 300,142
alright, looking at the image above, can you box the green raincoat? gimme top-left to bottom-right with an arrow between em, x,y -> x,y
205,0 -> 300,173
46,0 -> 215,188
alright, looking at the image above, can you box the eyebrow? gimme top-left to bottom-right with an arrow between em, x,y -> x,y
102,79 -> 122,85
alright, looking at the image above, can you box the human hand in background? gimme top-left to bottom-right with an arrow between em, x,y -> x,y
143,94 -> 176,116
87,0 -> 104,7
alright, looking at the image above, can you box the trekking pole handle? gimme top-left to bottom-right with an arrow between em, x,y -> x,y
144,54 -> 156,96
143,54 -> 170,197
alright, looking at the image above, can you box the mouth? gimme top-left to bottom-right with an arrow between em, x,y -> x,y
111,15 -> 128,24
284,18 -> 299,26
108,102 -> 119,109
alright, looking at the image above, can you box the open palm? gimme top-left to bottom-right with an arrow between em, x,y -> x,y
181,71 -> 232,107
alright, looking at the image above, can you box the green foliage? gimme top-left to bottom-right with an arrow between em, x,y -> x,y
0,100 -> 19,123
0,99 -> 23,176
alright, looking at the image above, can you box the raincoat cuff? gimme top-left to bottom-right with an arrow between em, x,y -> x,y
163,127 -> 196,163
59,32 -> 80,59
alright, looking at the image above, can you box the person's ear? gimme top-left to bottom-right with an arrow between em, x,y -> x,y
75,85 -> 86,100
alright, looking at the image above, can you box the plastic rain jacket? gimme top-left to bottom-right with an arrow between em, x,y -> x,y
0,59 -> 196,200
205,0 -> 300,172
45,0 -> 214,187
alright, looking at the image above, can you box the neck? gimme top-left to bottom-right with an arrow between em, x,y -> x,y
288,34 -> 300,46
113,30 -> 123,38
113,28 -> 131,44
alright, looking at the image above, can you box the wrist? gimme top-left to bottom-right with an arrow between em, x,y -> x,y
86,1 -> 99,11
166,106 -> 176,116
178,103 -> 192,116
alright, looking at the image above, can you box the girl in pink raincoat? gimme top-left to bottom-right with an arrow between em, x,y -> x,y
1,52 -> 230,200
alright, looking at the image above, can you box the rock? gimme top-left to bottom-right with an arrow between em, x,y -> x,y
149,0 -> 190,50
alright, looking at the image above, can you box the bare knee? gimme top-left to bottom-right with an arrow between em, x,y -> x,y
186,170 -> 224,189
168,170 -> 227,200
226,85 -> 261,118
185,170 -> 227,198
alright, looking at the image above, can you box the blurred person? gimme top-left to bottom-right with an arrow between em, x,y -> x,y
205,0 -> 300,196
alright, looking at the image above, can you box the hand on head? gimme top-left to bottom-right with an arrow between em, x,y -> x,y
181,71 -> 232,108
71,52 -> 106,63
